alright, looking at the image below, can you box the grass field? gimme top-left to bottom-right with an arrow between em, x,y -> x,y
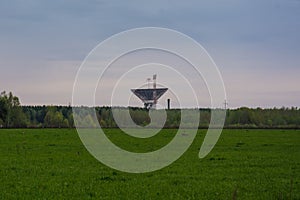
0,129 -> 299,199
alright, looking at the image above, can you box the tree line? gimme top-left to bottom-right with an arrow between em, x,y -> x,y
0,91 -> 299,128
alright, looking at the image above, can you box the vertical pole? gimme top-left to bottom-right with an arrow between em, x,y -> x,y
147,78 -> 151,89
153,74 -> 157,89
153,74 -> 157,108
224,100 -> 228,110
167,99 -> 170,110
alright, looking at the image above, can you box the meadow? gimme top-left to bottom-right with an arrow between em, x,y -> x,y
0,128 -> 299,199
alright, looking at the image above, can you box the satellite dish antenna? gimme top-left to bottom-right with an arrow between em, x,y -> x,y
131,74 -> 168,109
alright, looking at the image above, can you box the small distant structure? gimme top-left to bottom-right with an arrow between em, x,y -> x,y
131,74 -> 168,109
224,100 -> 228,110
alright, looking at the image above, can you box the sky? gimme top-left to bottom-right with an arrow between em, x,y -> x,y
0,0 -> 299,108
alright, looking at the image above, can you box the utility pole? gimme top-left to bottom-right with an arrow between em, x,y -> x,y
224,100 -> 228,110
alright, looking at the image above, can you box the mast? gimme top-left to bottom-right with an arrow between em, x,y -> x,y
153,74 -> 157,108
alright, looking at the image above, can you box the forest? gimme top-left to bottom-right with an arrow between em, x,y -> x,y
1,91 -> 300,128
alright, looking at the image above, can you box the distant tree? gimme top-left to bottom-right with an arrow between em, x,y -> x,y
0,91 -> 27,127
44,106 -> 69,128
0,118 -> 4,127
0,92 -> 9,126
67,112 -> 74,128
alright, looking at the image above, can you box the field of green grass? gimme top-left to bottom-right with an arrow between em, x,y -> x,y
0,129 -> 299,199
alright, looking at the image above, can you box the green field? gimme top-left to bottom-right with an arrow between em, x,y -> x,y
0,129 -> 299,199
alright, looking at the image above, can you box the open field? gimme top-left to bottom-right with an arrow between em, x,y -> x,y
0,129 -> 299,199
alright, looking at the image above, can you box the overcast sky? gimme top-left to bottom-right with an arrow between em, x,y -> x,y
0,0 -> 299,108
